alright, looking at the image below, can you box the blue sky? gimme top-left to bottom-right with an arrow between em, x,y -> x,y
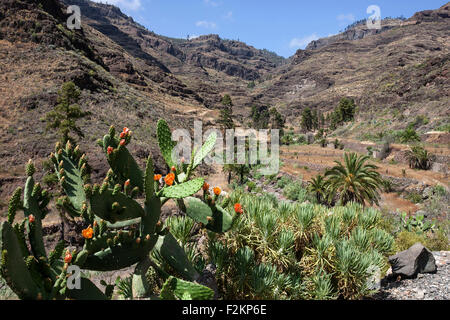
91,0 -> 447,58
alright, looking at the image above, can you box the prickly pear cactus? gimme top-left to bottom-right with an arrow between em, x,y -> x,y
1,118 -> 233,300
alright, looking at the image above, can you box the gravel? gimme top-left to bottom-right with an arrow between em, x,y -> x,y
373,251 -> 449,300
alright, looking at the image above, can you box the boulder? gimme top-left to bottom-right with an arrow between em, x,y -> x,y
388,243 -> 437,278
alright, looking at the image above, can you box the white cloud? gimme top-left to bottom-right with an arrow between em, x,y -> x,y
337,13 -> 356,26
196,20 -> 217,29
223,11 -> 233,21
203,0 -> 221,7
91,0 -> 141,11
289,33 -> 319,49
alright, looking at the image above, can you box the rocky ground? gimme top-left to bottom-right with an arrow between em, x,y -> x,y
374,251 -> 449,300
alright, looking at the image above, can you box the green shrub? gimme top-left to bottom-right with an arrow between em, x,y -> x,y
283,181 -> 310,202
394,230 -> 449,252
277,176 -> 292,189
405,192 -> 423,203
42,173 -> 59,187
208,195 -> 394,300
246,181 -> 257,192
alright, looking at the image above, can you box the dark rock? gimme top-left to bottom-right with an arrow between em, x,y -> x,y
196,264 -> 219,299
389,243 -> 437,278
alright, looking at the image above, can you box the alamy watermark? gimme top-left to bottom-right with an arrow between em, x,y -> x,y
66,265 -> 81,290
67,5 -> 81,30
366,5 -> 382,30
365,265 -> 381,291
172,121 -> 280,175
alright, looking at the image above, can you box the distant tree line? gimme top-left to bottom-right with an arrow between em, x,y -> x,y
300,98 -> 356,132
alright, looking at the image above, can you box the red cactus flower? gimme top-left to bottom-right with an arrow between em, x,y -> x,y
64,251 -> 72,264
107,146 -> 114,155
213,187 -> 221,196
123,127 -> 130,134
120,139 -> 126,146
202,182 -> 210,191
124,179 -> 131,187
164,173 -> 175,186
82,226 -> 94,239
28,215 -> 35,223
120,132 -> 126,139
234,203 -> 243,215
171,166 -> 176,172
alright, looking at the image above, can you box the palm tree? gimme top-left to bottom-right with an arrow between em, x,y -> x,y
406,145 -> 433,170
324,153 -> 384,206
308,174 -> 327,204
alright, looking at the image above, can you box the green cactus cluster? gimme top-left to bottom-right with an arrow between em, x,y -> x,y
0,119 -> 237,300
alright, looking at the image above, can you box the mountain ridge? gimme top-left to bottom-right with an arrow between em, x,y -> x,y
0,0 -> 448,208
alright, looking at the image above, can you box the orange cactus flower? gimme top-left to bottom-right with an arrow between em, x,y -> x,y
213,187 -> 221,196
28,215 -> 35,223
107,146 -> 114,155
234,203 -> 243,214
123,127 -> 130,134
154,174 -> 162,181
202,182 -> 210,191
164,173 -> 175,186
82,226 -> 94,239
120,132 -> 126,139
64,251 -> 72,264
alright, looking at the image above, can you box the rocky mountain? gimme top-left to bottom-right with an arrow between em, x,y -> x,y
62,0 -> 286,108
251,2 -> 449,135
0,0 -> 449,211
305,18 -> 406,51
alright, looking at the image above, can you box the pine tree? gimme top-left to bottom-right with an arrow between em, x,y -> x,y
312,109 -> 319,130
301,107 -> 313,132
218,94 -> 234,129
45,81 -> 89,143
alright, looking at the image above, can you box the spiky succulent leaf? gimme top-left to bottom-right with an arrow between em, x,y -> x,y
157,119 -> 176,169
82,236 -> 157,271
153,233 -> 199,282
89,187 -> 145,224
23,176 -> 46,259
193,131 -> 217,169
7,187 -> 22,224
132,257 -> 152,298
102,134 -> 144,191
184,197 -> 233,233
161,178 -> 204,199
55,148 -> 87,216
144,155 -> 155,202
66,276 -> 107,300
0,221 -> 41,300
160,276 -> 214,300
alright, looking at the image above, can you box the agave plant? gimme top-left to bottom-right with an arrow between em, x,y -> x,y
406,145 -> 433,170
324,153 -> 384,206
